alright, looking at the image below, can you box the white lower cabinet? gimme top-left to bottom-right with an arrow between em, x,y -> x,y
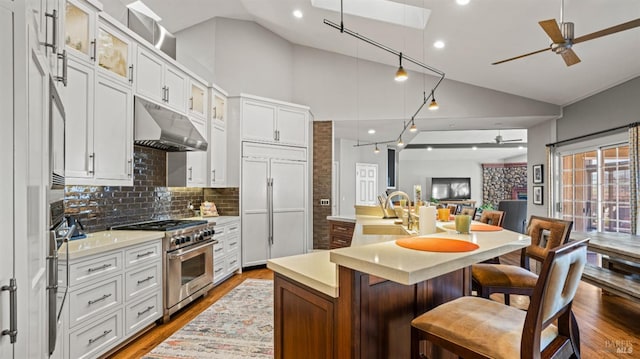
213,218 -> 241,285
60,239 -> 162,359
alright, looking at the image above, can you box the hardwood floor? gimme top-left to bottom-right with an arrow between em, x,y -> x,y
109,259 -> 639,358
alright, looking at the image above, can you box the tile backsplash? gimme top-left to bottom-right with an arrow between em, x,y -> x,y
65,146 -> 239,232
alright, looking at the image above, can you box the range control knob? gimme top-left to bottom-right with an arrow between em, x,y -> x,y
170,237 -> 177,246
185,235 -> 192,243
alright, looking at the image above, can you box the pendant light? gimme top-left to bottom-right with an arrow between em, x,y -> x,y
428,90 -> 439,110
395,53 -> 408,82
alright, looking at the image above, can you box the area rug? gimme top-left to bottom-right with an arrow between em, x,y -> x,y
143,279 -> 274,359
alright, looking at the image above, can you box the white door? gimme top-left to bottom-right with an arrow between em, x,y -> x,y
242,100 -> 276,143
332,161 -> 339,215
165,66 -> 187,113
26,44 -> 50,359
210,124 -> 226,186
0,3 -> 15,356
241,157 -> 270,267
276,107 -> 307,146
94,74 -> 132,182
270,159 -> 306,259
187,118 -> 208,186
135,47 -> 163,103
63,55 -> 94,179
355,163 -> 378,206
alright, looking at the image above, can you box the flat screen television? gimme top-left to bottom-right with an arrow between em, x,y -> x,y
430,177 -> 471,201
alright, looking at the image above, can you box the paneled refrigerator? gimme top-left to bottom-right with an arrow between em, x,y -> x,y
241,143 -> 307,267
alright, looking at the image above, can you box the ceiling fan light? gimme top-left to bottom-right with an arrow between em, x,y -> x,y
395,66 -> 408,82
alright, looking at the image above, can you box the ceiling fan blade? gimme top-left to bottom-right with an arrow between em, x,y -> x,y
492,48 -> 550,65
539,19 -> 565,43
574,18 -> 640,44
561,48 -> 581,66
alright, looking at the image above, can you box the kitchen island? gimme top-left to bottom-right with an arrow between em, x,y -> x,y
267,215 -> 530,359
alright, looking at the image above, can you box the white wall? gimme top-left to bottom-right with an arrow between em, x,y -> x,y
527,119 -> 556,218
557,76 -> 640,141
397,159 -> 483,205
176,19 -> 217,82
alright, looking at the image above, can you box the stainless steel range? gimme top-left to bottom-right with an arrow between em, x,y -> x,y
112,219 -> 216,322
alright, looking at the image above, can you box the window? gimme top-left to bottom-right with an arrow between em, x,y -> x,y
558,143 -> 631,233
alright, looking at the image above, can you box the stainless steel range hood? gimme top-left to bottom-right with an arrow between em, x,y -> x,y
134,96 -> 207,152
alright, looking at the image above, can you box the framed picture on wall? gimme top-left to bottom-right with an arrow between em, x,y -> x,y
533,164 -> 544,184
533,186 -> 543,205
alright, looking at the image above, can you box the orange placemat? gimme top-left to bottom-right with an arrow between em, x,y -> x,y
442,224 -> 503,232
396,236 -> 479,252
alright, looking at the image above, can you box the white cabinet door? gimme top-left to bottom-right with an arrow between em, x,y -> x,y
135,47 -> 163,103
96,21 -> 133,86
63,55 -> 94,179
210,123 -> 226,186
186,118 -> 208,187
188,80 -> 207,119
164,65 -> 187,113
270,159 -> 306,259
276,107 -> 308,147
242,100 -> 276,143
241,157 -> 270,267
0,4 -> 14,357
64,0 -> 96,63
93,75 -> 133,182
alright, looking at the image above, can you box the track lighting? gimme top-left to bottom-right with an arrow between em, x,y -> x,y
428,90 -> 439,110
395,53 -> 408,82
374,144 -> 380,154
409,119 -> 417,132
397,137 -> 404,147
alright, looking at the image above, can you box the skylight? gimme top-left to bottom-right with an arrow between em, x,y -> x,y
312,0 -> 431,29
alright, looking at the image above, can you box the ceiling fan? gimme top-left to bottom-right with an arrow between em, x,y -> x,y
492,0 -> 640,66
494,131 -> 522,145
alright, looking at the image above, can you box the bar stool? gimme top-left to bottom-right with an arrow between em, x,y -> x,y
477,209 -> 506,264
459,207 -> 476,218
411,238 -> 588,359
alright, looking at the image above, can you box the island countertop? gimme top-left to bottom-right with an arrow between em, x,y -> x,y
267,215 -> 530,296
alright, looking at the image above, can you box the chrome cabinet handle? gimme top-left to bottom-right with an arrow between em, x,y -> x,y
188,167 -> 193,181
166,87 -> 170,103
88,293 -> 112,305
214,267 -> 223,274
44,9 -> 58,53
90,39 -> 96,61
189,97 -> 194,110
127,158 -> 133,177
55,50 -> 68,86
88,153 -> 95,174
136,251 -> 154,259
137,305 -> 154,317
167,240 -> 216,259
136,276 -> 154,285
212,169 -> 216,183
88,329 -> 112,345
87,263 -> 112,273
214,247 -> 223,253
229,241 -> 237,246
128,64 -> 134,83
161,86 -> 167,101
1,278 -> 18,343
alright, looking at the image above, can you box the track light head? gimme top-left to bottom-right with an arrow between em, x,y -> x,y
374,144 -> 380,154
395,53 -> 408,82
428,90 -> 439,110
397,137 -> 404,147
409,120 -> 417,132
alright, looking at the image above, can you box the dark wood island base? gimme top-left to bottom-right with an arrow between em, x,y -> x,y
274,265 -> 470,359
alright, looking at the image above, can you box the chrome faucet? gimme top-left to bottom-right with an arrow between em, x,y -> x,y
382,191 -> 414,228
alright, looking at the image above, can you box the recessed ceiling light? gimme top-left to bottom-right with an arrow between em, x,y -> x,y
433,40 -> 445,49
293,9 -> 303,18
518,146 -> 524,150
456,0 -> 470,5
368,129 -> 376,134
427,146 -> 433,151
472,146 -> 478,150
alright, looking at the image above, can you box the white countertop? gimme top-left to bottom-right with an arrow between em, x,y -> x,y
59,230 -> 164,260
267,251 -> 338,298
186,215 -> 240,225
268,215 -> 531,296
326,215 -> 356,223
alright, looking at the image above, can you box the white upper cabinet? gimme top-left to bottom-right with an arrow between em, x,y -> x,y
241,96 -> 309,147
188,79 -> 207,120
209,87 -> 228,187
135,46 -> 187,113
95,21 -> 134,85
64,0 -> 96,62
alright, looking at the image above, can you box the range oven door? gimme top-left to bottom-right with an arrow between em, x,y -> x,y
166,239 -> 215,309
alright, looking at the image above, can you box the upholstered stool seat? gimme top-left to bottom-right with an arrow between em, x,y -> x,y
471,263 -> 538,289
411,296 -> 558,358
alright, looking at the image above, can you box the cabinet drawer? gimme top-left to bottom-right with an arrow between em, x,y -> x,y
69,252 -> 122,287
225,235 -> 240,252
226,221 -> 240,236
125,262 -> 161,300
329,221 -> 355,236
213,238 -> 226,259
226,250 -> 240,276
213,224 -> 227,238
125,292 -> 161,336
69,308 -> 122,359
213,258 -> 225,284
69,275 -> 122,328
330,234 -> 352,249
124,240 -> 162,268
